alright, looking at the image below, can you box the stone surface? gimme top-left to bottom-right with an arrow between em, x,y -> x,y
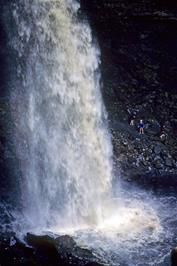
171,247 -> 177,266
80,0 -> 177,182
0,233 -> 105,266
154,145 -> 161,155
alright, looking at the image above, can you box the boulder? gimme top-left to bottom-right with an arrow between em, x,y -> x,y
154,145 -> 161,155
153,158 -> 163,170
171,247 -> 177,266
26,233 -> 57,255
0,236 -> 35,266
26,233 -> 105,266
55,235 -> 76,258
146,120 -> 161,136
55,235 -> 104,265
165,157 -> 173,167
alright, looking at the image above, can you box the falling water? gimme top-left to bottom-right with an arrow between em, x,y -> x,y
10,0 -> 113,230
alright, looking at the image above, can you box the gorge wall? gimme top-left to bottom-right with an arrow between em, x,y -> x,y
81,0 -> 177,183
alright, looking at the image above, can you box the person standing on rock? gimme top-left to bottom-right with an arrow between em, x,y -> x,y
129,114 -> 135,126
138,119 -> 145,134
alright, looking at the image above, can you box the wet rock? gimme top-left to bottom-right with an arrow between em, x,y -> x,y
55,235 -> 76,251
26,233 -> 105,266
0,233 -> 105,266
163,121 -> 172,134
153,158 -> 163,169
0,236 -> 35,266
171,247 -> 177,266
26,233 -> 57,254
165,157 -> 173,167
146,120 -> 161,136
55,235 -> 99,262
154,145 -> 161,155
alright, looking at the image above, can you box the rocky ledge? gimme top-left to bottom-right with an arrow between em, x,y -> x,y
0,233 -> 105,266
111,118 -> 177,183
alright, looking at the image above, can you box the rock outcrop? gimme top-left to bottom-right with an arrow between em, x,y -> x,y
0,233 -> 105,266
81,0 -> 177,182
171,247 -> 177,266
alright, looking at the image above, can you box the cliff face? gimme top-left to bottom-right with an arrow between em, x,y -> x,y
81,0 -> 177,181
0,2 -> 21,209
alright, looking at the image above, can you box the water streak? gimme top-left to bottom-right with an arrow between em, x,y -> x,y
10,0 -> 113,230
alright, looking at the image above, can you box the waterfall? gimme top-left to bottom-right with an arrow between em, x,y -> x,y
10,0 -> 113,230
1,2 -> 175,265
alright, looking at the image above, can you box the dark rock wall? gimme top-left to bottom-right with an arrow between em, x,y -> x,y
0,2 -> 22,212
81,0 -> 177,181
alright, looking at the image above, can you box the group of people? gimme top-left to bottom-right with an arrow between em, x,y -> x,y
129,116 -> 145,134
129,114 -> 176,139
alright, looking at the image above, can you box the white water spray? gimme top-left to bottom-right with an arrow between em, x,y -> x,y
9,0 -> 161,247
11,0 -> 113,230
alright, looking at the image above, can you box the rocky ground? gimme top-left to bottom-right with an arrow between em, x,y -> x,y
81,0 -> 177,182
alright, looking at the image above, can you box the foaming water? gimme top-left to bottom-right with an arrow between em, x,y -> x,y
51,196 -> 160,236
71,187 -> 177,266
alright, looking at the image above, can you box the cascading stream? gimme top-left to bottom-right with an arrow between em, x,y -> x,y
10,0 -> 113,230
